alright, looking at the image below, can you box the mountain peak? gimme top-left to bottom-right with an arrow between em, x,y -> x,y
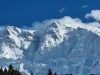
7,26 -> 22,35
0,19 -> 100,75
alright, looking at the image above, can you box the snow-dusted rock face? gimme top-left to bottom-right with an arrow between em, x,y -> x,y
0,26 -> 35,59
0,17 -> 100,75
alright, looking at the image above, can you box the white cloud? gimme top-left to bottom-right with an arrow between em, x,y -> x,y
85,10 -> 100,21
30,16 -> 100,37
59,7 -> 66,13
31,16 -> 100,31
24,10 -> 100,33
82,5 -> 88,8
32,16 -> 82,29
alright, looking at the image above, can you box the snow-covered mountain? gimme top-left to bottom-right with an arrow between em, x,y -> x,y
0,17 -> 100,75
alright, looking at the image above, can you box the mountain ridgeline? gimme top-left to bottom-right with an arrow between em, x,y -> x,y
0,17 -> 100,75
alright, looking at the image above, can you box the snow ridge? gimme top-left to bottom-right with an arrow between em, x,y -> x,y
0,17 -> 100,75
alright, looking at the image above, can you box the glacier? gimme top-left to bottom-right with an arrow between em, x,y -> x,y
0,16 -> 100,75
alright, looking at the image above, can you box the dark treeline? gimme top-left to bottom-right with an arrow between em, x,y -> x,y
47,69 -> 97,75
47,69 -> 72,75
0,64 -> 34,75
0,64 -> 97,75
0,64 -> 22,75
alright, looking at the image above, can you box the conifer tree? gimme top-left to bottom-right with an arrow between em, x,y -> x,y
4,68 -> 8,75
8,64 -> 13,70
54,72 -> 57,75
48,69 -> 52,75
30,71 -> 33,75
0,64 -> 23,75
17,70 -> 22,75
8,64 -> 13,75
0,66 -> 3,75
11,69 -> 16,75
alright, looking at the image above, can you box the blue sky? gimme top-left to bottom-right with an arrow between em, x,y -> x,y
0,0 -> 100,27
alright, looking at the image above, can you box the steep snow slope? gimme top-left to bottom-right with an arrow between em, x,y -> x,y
0,17 -> 100,75
0,26 -> 36,59
34,21 -> 100,75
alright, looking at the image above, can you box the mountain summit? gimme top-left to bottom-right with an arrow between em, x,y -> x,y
0,17 -> 100,75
